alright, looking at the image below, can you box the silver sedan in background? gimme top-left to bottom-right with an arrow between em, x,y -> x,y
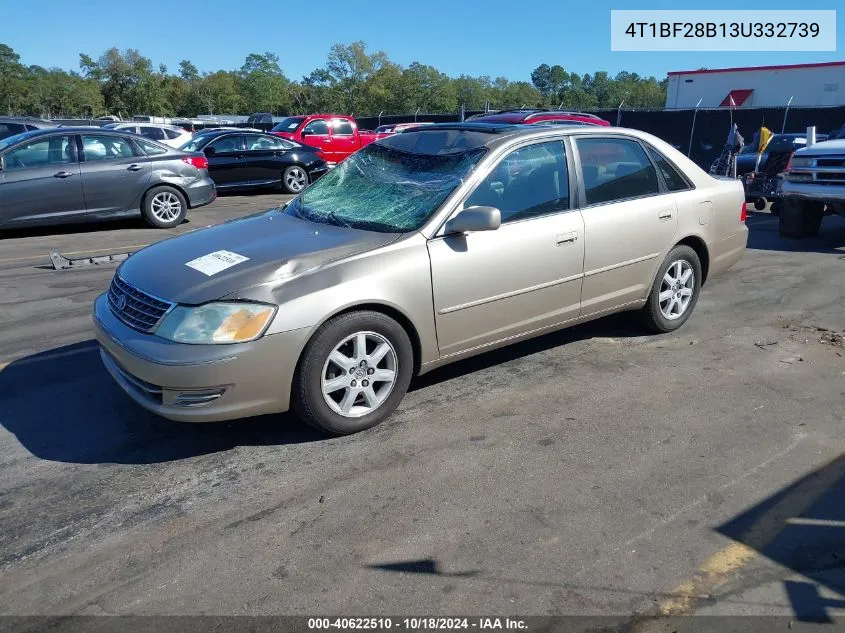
0,128 -> 215,229
94,123 -> 748,435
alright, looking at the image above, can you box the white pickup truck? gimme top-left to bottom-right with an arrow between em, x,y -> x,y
780,136 -> 845,237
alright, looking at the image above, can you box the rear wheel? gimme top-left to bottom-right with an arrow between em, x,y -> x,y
282,166 -> 309,194
779,199 -> 823,238
641,245 -> 702,333
293,311 -> 414,435
142,186 -> 187,228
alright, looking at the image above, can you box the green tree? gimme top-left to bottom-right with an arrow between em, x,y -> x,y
239,52 -> 290,114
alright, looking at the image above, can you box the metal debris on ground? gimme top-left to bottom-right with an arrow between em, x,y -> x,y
49,251 -> 133,271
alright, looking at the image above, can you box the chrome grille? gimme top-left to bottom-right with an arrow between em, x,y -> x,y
107,275 -> 173,332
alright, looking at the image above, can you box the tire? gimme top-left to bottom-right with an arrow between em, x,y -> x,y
282,165 -> 309,194
142,186 -> 187,228
754,197 -> 767,211
769,200 -> 781,217
641,245 -> 702,334
293,311 -> 414,435
779,199 -> 823,238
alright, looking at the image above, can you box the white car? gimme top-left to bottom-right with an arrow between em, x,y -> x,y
103,123 -> 192,148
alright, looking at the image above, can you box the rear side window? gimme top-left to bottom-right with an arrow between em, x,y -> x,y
647,146 -> 692,192
163,128 -> 183,140
332,119 -> 354,135
137,139 -> 168,156
139,126 -> 166,141
82,135 -> 136,161
575,137 -> 660,206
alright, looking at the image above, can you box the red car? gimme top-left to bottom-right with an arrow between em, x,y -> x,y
270,114 -> 379,166
467,109 -> 610,127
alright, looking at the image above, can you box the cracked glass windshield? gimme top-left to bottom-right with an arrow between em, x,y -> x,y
283,131 -> 487,233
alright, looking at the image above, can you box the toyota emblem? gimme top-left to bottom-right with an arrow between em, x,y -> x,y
115,293 -> 127,311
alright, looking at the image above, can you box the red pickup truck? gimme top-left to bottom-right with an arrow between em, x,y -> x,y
270,114 -> 380,165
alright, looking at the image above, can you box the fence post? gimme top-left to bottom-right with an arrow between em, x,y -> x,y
782,96 -> 793,133
414,107 -> 420,122
378,110 -> 384,127
616,99 -> 625,126
687,98 -> 703,158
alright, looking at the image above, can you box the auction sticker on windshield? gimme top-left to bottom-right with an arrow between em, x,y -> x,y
185,250 -> 250,276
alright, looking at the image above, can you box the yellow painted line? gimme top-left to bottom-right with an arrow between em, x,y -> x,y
0,244 -> 149,265
0,344 -> 98,371
655,452 -> 845,618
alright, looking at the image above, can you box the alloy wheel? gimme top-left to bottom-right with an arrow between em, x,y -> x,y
286,167 -> 308,192
321,331 -> 397,418
659,259 -> 695,320
150,191 -> 182,222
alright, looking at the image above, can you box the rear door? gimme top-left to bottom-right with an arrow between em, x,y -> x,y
242,133 -> 288,185
79,134 -> 152,215
328,118 -> 358,164
572,135 -> 678,316
0,133 -> 86,225
204,134 -> 246,187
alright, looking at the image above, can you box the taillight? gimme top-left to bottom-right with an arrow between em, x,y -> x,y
784,153 -> 794,172
182,155 -> 208,170
740,201 -> 747,223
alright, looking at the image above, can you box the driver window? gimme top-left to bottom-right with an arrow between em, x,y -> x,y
465,140 -> 569,223
5,135 -> 76,170
303,120 -> 330,135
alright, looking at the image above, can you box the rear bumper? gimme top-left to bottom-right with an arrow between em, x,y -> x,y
781,180 -> 845,203
185,177 -> 217,209
709,227 -> 748,279
93,293 -> 309,422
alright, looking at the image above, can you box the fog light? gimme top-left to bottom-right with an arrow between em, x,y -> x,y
163,387 -> 228,407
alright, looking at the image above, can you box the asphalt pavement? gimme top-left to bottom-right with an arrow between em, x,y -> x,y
1,197 -> 844,623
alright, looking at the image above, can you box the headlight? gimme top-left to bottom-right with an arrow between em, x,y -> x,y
155,302 -> 276,344
789,156 -> 813,168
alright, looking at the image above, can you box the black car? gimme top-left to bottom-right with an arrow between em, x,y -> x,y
179,130 -> 328,194
0,116 -> 58,141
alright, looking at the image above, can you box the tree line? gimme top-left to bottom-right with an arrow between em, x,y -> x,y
0,41 -> 668,119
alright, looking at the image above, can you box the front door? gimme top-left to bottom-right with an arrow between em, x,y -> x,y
299,119 -> 332,162
79,134 -> 151,214
573,135 -> 679,316
204,134 -> 246,188
0,133 -> 86,226
427,140 -> 585,357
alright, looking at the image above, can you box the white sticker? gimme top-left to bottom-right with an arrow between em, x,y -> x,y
185,250 -> 249,276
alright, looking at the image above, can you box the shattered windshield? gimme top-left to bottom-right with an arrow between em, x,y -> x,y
283,142 -> 486,233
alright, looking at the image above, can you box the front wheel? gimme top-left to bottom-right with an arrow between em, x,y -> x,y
293,311 -> 414,435
142,186 -> 187,228
641,245 -> 702,333
282,165 -> 309,194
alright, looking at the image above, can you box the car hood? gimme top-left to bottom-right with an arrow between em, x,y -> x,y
794,139 -> 845,156
117,211 -> 401,305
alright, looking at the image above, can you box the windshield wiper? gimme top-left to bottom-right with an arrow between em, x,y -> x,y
326,211 -> 352,228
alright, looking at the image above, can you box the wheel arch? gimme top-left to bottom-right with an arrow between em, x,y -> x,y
294,301 -> 424,382
674,234 -> 710,285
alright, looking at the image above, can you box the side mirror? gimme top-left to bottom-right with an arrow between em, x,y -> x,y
204,146 -> 216,156
444,205 -> 501,235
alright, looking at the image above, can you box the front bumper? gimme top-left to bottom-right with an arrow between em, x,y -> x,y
781,180 -> 845,203
93,293 -> 310,422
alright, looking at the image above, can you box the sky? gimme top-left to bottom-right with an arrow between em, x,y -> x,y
1,0 -> 842,82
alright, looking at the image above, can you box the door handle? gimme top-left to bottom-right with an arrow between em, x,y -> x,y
54,171 -> 73,178
127,164 -> 143,171
658,209 -> 673,220
556,232 -> 578,245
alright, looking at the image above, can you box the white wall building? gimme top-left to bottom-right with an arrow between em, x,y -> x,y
665,61 -> 845,109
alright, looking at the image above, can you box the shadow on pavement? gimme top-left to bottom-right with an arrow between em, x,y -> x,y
2,312 -> 650,465
746,211 -> 845,255
0,341 -> 323,465
717,454 -> 845,623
